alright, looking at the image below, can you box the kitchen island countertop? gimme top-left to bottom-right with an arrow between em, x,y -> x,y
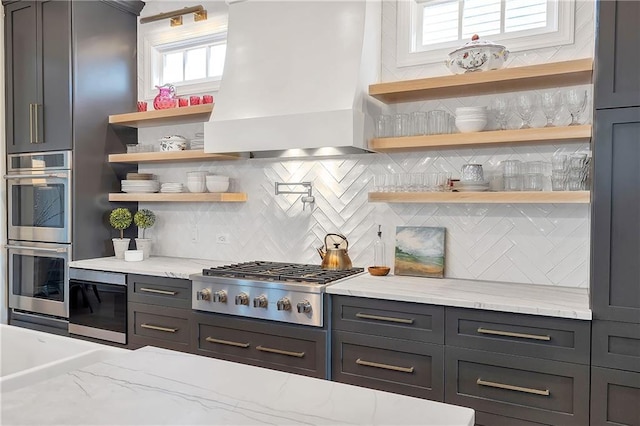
1,346 -> 474,425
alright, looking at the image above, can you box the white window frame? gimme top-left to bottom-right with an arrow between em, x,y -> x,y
396,0 -> 575,68
141,18 -> 228,101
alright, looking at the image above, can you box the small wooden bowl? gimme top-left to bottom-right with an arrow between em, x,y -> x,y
368,266 -> 390,276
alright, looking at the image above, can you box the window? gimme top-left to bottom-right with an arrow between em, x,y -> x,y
158,37 -> 227,86
397,0 -> 574,67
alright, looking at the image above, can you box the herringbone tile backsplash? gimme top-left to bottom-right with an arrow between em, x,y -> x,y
136,1 -> 594,288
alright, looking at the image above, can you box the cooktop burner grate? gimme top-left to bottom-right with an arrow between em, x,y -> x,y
202,261 -> 363,284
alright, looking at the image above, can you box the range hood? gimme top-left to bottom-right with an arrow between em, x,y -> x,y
204,0 -> 381,158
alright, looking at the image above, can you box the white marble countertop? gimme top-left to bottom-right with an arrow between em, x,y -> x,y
1,346 -> 474,425
327,274 -> 591,320
69,256 -> 228,279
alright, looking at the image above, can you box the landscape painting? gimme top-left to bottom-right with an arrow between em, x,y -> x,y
394,226 -> 446,278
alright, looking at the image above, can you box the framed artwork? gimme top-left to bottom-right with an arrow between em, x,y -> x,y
394,226 -> 446,278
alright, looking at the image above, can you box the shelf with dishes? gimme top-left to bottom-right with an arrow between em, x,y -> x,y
369,58 -> 593,104
108,104 -> 214,128
108,149 -> 242,164
369,125 -> 592,152
108,193 -> 247,203
368,191 -> 590,204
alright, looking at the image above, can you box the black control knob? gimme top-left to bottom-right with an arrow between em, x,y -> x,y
253,295 -> 268,308
213,290 -> 227,303
235,292 -> 249,306
277,298 -> 291,311
296,300 -> 312,314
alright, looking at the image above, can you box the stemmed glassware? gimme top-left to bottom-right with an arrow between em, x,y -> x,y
515,94 -> 537,129
564,89 -> 587,126
540,92 -> 562,127
491,98 -> 511,130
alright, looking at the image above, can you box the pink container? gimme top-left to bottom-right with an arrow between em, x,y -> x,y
202,95 -> 214,104
136,101 -> 147,112
178,97 -> 188,107
189,96 -> 201,106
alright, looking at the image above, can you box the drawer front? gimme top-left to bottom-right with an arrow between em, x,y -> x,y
446,308 -> 591,364
128,274 -> 191,309
332,295 -> 444,344
591,367 -> 640,426
128,302 -> 191,352
194,312 -> 327,379
475,411 -> 551,426
445,347 -> 589,425
332,330 -> 443,400
592,320 -> 640,373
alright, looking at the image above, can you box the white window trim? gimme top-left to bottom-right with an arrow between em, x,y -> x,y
141,18 -> 228,101
396,0 -> 575,68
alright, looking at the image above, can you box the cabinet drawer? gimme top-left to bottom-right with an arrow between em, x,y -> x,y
128,274 -> 191,309
475,411 -> 551,426
592,320 -> 640,373
445,347 -> 589,425
446,308 -> 591,364
128,302 -> 191,352
332,330 -> 443,400
194,312 -> 327,379
591,367 -> 640,426
332,295 -> 444,344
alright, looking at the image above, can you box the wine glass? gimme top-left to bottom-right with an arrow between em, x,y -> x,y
515,94 -> 537,129
540,92 -> 561,127
564,89 -> 587,126
491,97 -> 511,130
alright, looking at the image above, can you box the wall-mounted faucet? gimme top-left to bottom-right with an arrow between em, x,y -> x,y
275,182 -> 315,211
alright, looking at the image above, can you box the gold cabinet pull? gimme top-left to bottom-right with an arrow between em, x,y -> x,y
355,313 -> 414,324
356,358 -> 415,373
256,345 -> 305,358
140,323 -> 178,333
476,378 -> 550,396
139,287 -> 177,296
29,104 -> 34,143
477,327 -> 551,341
205,337 -> 250,348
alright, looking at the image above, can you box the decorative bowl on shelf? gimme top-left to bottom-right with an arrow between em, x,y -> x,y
445,35 -> 509,74
368,266 -> 390,276
159,135 -> 188,151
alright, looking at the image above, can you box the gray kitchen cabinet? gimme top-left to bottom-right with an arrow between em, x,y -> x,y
474,411 -> 552,426
193,311 -> 328,379
594,0 -> 640,110
445,346 -> 590,426
127,274 -> 193,353
592,320 -> 640,373
591,107 -> 640,324
591,367 -> 640,426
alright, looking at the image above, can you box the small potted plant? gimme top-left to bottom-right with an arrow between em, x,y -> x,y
134,209 -> 156,259
109,208 -> 132,259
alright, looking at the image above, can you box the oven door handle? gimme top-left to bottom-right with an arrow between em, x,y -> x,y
4,244 -> 68,253
3,173 -> 68,180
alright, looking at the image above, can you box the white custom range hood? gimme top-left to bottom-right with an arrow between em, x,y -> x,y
204,0 -> 381,158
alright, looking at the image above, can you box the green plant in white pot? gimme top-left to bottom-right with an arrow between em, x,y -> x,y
134,209 -> 156,259
110,208 -> 132,259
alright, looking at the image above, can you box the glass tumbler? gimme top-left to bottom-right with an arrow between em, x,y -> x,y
392,114 -> 409,137
502,160 -> 523,191
410,111 -> 427,136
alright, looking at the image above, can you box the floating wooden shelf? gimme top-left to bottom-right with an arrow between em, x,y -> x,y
369,58 -> 593,103
108,104 -> 214,128
370,125 -> 592,152
109,193 -> 247,203
108,149 -> 242,163
368,191 -> 590,204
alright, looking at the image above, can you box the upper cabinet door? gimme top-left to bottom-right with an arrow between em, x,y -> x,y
595,0 -> 640,109
591,107 -> 640,323
4,0 -> 71,154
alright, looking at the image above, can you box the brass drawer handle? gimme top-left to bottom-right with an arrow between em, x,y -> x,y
477,327 -> 551,341
356,358 -> 415,373
140,323 -> 178,333
205,337 -> 250,348
139,287 -> 178,296
476,378 -> 550,396
355,313 -> 414,324
34,103 -> 40,143
256,345 -> 305,358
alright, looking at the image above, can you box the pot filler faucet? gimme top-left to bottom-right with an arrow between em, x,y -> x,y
275,182 -> 315,211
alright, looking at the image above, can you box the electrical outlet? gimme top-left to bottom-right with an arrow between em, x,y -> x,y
216,233 -> 230,244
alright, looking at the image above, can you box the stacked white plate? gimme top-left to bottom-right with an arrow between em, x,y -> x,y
456,181 -> 490,192
121,179 -> 160,193
160,182 -> 184,193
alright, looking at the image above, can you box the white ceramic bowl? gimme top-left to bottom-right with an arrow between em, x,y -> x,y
124,250 -> 143,262
446,36 -> 509,74
206,181 -> 230,193
205,175 -> 229,182
187,181 -> 206,193
159,136 -> 188,151
455,118 -> 487,133
456,106 -> 487,113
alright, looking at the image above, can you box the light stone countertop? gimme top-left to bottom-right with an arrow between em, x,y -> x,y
327,273 -> 591,320
1,346 -> 474,426
69,256 -> 228,279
